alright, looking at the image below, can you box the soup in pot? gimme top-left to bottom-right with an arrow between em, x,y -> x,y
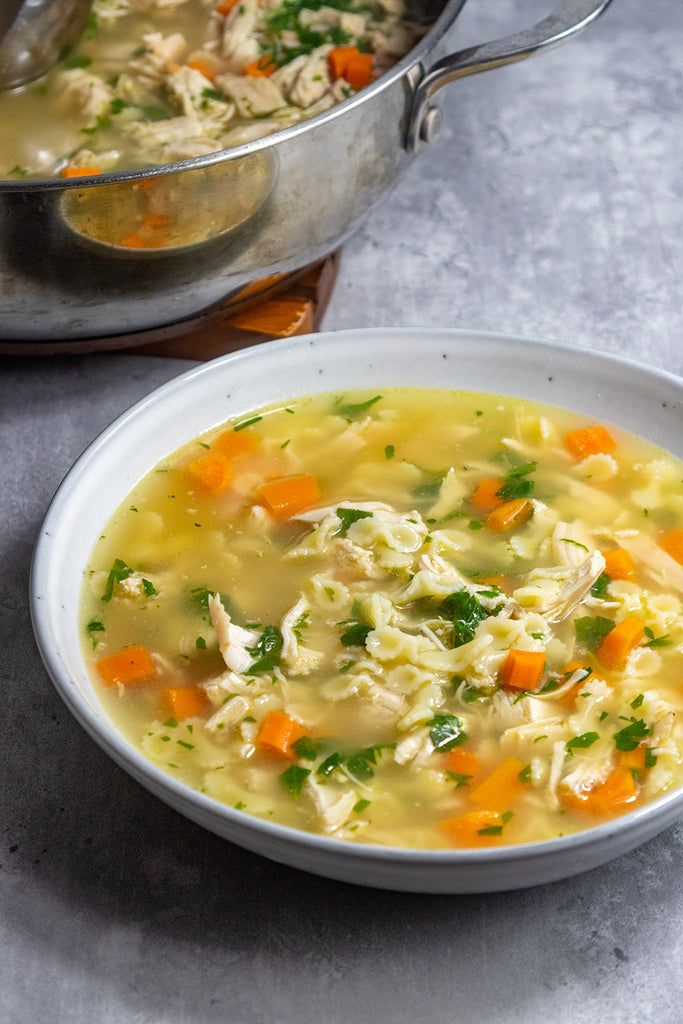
1,0 -> 424,180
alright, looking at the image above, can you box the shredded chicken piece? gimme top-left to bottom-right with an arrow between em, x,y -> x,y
552,521 -> 595,566
216,72 -> 286,118
616,532 -> 683,595
514,551 -> 605,623
280,597 -> 324,676
334,537 -> 384,579
209,594 -> 258,674
55,69 -> 113,120
219,0 -> 260,72
306,779 -> 358,834
291,501 -> 393,523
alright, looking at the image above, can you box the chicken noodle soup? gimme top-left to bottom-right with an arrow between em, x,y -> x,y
1,0 -> 423,182
82,389 -> 683,848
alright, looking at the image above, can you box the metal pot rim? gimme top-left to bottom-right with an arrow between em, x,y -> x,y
0,0 -> 464,194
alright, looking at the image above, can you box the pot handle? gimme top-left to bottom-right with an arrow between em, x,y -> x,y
406,0 -> 613,151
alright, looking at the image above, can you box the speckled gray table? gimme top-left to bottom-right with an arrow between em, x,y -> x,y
2,1 -> 682,1021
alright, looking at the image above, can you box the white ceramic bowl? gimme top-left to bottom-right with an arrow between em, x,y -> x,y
31,328 -> 683,893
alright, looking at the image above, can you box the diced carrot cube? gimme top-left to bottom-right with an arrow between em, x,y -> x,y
343,52 -> 373,90
214,430 -> 258,459
257,473 -> 322,519
119,232 -> 146,248
327,46 -> 358,81
256,711 -> 306,759
445,748 -> 480,777
243,56 -> 277,77
469,757 -> 525,812
560,767 -> 638,816
602,548 -> 636,581
500,649 -> 545,691
215,0 -> 238,13
597,616 -> 644,671
187,58 -> 217,82
97,645 -> 156,687
564,426 -> 617,460
187,452 -> 234,492
486,498 -> 533,532
60,166 -> 101,178
471,477 -> 505,512
660,530 -> 683,567
440,810 -> 505,847
618,745 -> 647,772
163,687 -> 208,720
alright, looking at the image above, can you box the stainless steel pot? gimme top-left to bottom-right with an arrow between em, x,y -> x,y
0,0 -> 612,348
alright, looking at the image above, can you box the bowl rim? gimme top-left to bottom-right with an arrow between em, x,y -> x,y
30,326 -> 683,866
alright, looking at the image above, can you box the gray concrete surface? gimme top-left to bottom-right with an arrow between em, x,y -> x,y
1,1 -> 682,1022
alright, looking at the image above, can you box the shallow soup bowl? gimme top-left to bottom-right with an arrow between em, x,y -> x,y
30,328 -> 683,893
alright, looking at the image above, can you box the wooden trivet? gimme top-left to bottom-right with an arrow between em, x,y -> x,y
0,250 -> 340,358
137,250 -> 339,360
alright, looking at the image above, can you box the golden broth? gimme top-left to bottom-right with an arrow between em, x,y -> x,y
81,389 -> 683,848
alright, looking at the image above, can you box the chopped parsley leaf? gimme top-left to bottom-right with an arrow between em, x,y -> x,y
280,764 -> 310,798
566,731 -> 599,753
101,558 -> 133,602
246,625 -> 283,673
613,718 -> 650,752
428,713 -> 466,751
574,615 -> 615,650
644,626 -> 671,648
385,444 -> 395,460
234,415 -> 262,432
336,394 -> 382,421
441,590 -> 490,647
335,507 -> 373,536
591,573 -> 612,599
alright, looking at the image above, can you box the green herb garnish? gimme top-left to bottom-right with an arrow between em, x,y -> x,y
566,731 -> 599,754
574,615 -> 615,650
280,764 -> 311,797
247,625 -> 283,673
335,507 -> 373,536
613,718 -> 650,752
428,713 -> 466,752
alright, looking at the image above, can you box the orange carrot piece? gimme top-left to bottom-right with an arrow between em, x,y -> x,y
256,711 -> 306,759
97,645 -> 156,687
119,232 -> 146,248
560,767 -> 638,816
445,748 -> 480,778
597,616 -> 644,671
142,212 -> 169,229
187,58 -> 217,82
486,497 -> 533,533
469,757 -> 525,812
471,477 -> 505,512
564,425 -> 617,460
482,574 -> 507,589
440,810 -> 505,847
60,166 -> 101,178
660,529 -> 683,567
187,452 -> 234,492
163,687 -> 208,720
618,745 -> 648,772
500,649 -> 545,691
215,430 -> 258,459
243,56 -> 277,77
257,473 -> 322,519
602,548 -> 637,581
343,52 -> 373,90
327,45 -> 358,81
215,0 -> 238,13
